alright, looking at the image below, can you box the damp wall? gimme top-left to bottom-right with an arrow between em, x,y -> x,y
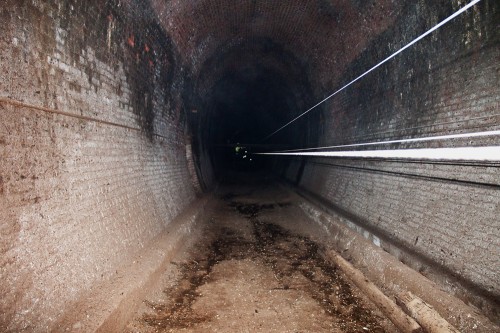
0,1 -> 197,330
285,0 -> 500,319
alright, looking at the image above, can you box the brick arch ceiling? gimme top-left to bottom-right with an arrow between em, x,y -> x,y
151,0 -> 400,96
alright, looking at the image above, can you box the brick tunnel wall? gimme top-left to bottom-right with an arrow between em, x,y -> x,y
0,1 -> 197,330
1,0 -> 499,330
285,0 -> 499,318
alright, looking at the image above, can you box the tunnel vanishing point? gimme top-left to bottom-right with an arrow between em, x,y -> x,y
0,0 -> 499,332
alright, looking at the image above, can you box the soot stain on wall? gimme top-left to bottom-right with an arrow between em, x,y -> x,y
57,0 -> 179,141
123,1 -> 178,141
326,0 -> 497,142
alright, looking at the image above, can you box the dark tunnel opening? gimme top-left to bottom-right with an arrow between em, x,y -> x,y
188,38 -> 319,184
206,67 -> 298,176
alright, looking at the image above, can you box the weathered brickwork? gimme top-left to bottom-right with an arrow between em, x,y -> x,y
300,161 -> 499,285
317,0 -> 499,146
0,0 -> 195,331
1,0 -> 498,330
288,0 -> 499,318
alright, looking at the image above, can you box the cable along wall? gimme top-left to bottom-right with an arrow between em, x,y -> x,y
271,0 -> 499,320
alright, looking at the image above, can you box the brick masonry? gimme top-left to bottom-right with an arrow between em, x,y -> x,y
0,0 -> 195,331
163,0 -> 499,319
0,0 -> 499,330
284,0 -> 499,320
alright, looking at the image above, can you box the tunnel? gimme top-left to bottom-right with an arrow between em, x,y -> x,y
0,0 -> 499,332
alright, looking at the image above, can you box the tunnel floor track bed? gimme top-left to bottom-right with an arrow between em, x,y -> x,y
124,181 -> 398,333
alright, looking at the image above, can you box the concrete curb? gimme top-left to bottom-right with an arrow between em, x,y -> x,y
296,195 -> 499,332
55,195 -> 213,332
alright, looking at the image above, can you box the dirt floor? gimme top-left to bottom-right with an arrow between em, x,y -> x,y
124,181 -> 398,333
